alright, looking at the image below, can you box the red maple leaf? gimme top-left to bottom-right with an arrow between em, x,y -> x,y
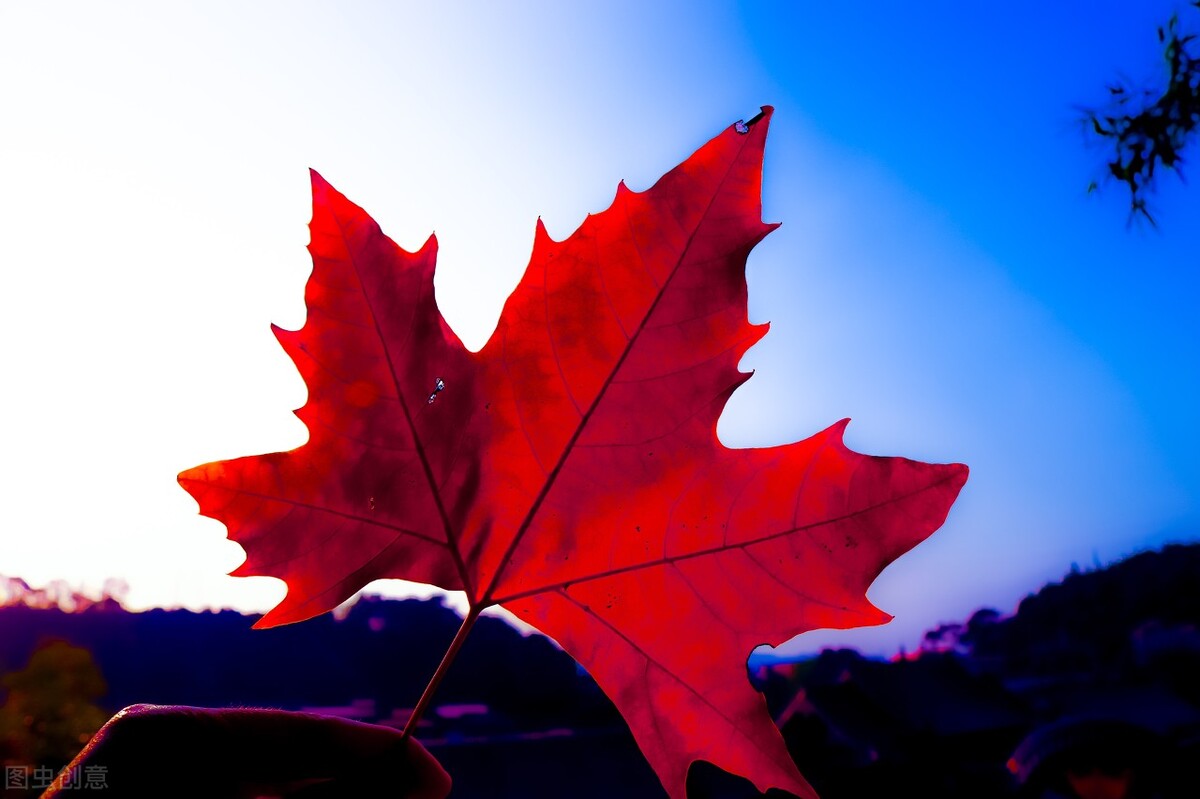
179,107 -> 967,798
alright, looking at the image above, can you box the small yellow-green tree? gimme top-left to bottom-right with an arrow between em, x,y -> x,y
0,641 -> 109,773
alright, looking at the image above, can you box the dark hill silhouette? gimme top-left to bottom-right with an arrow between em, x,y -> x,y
0,595 -> 663,797
758,542 -> 1200,798
2,540 -> 1198,797
0,595 -> 619,730
958,543 -> 1200,678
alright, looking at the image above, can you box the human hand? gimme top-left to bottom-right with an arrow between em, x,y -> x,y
42,704 -> 450,799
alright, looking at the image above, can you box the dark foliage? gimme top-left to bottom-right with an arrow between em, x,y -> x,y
1086,3 -> 1200,224
2,543 -> 1198,797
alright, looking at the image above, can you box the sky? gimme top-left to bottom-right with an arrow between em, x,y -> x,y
1,1 -> 1197,658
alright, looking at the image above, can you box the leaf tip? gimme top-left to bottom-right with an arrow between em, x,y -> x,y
750,319 -> 770,341
747,105 -> 775,128
175,467 -> 209,507
308,168 -> 331,193
250,596 -> 295,629
947,461 -> 970,493
533,216 -> 558,255
253,592 -> 324,629
271,323 -> 306,367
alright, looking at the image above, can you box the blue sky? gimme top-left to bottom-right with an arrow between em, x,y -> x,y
1,1 -> 1196,657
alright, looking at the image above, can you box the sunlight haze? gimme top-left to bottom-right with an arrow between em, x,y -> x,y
1,1 -> 1196,657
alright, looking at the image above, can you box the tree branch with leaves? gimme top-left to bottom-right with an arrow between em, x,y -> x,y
1086,2 -> 1200,224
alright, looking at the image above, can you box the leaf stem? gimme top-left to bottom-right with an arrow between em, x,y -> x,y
400,605 -> 481,740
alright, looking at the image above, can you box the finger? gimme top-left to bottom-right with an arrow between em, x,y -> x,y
47,705 -> 449,799
207,708 -> 450,799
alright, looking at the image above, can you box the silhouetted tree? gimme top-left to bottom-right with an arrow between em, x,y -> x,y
1086,2 -> 1200,224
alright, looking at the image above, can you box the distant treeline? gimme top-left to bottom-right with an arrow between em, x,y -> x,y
2,541 -> 1197,798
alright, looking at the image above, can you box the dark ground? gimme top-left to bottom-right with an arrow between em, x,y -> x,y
2,542 -> 1198,798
